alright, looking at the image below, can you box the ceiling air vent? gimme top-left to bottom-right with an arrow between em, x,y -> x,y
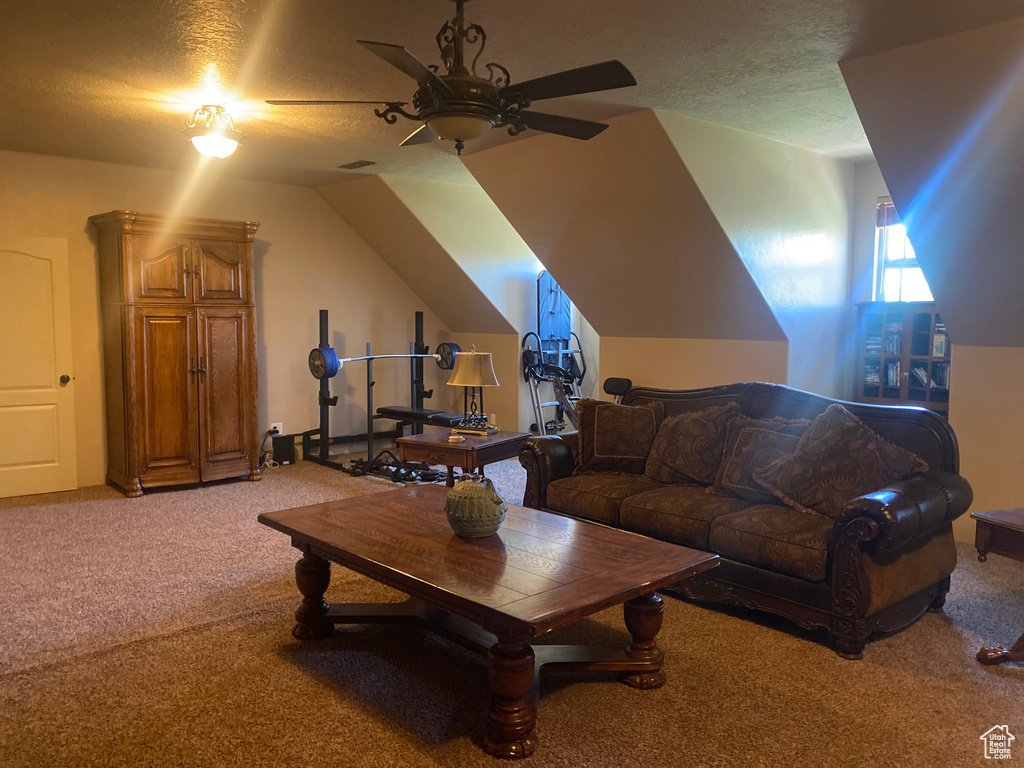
337,160 -> 377,171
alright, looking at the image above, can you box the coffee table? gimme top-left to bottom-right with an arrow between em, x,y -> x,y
972,508 -> 1024,665
258,484 -> 718,759
396,429 -> 531,487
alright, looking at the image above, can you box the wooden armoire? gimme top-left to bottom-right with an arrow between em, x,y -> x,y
90,210 -> 261,497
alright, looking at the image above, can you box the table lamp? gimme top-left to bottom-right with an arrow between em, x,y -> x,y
447,348 -> 499,435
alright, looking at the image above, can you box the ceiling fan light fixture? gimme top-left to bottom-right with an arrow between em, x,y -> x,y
424,113 -> 494,143
183,105 -> 245,158
265,0 -> 636,154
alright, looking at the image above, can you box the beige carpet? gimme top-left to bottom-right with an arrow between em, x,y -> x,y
1,461 -> 1022,767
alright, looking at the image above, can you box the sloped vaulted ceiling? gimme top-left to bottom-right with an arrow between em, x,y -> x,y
462,109 -> 785,343
316,175 -> 514,335
841,17 -> 1024,347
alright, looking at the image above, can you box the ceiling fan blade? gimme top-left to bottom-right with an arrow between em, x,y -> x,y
502,60 -> 636,102
518,111 -> 608,140
357,40 -> 451,92
265,100 -> 407,106
400,124 -> 438,146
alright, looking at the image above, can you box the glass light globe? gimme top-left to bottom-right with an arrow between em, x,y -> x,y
189,133 -> 241,159
425,114 -> 494,142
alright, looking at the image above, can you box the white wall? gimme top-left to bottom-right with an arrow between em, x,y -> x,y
947,345 -> 1024,540
657,112 -> 856,398
600,338 -> 789,391
378,177 -> 545,431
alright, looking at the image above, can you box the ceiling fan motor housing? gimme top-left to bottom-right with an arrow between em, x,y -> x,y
415,76 -> 507,140
265,1 -> 634,152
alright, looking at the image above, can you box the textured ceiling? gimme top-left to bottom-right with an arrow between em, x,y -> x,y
1,0 -> 1021,187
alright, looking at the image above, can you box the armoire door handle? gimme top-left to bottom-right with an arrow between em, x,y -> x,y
198,357 -> 206,381
190,358 -> 198,376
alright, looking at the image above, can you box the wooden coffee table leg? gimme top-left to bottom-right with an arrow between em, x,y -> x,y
622,592 -> 666,689
293,551 -> 333,641
484,640 -> 537,759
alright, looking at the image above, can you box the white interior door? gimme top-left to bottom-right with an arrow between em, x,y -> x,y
0,238 -> 77,498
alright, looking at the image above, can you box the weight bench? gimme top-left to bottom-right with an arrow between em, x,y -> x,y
375,405 -> 465,433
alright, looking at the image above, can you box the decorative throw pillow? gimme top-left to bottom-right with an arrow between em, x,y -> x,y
752,404 -> 930,518
574,398 -> 665,475
714,415 -> 811,504
644,402 -> 741,486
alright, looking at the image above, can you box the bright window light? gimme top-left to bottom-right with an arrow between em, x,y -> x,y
874,198 -> 934,302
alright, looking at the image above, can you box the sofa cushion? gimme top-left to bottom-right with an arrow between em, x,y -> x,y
714,415 -> 811,504
546,474 -> 662,526
753,404 -> 930,519
574,398 -> 665,475
709,505 -> 835,582
644,402 -> 741,485
620,485 -> 753,549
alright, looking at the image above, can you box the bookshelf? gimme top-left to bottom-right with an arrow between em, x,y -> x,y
854,302 -> 950,415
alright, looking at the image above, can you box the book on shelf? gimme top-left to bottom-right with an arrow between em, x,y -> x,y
931,362 -> 950,390
885,360 -> 901,386
912,367 -> 930,387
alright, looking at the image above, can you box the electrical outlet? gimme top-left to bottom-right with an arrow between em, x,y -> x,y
270,422 -> 283,435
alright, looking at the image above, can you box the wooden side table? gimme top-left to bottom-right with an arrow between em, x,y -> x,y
397,430 -> 531,487
972,508 -> 1024,665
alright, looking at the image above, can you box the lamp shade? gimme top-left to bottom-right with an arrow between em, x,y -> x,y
447,351 -> 499,388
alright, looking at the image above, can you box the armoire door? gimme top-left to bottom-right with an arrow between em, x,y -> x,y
127,235 -> 191,302
192,239 -> 250,304
132,307 -> 200,485
196,306 -> 255,481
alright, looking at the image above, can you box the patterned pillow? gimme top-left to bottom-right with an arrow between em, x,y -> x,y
574,398 -> 665,475
753,404 -> 929,518
714,415 -> 811,504
644,402 -> 741,485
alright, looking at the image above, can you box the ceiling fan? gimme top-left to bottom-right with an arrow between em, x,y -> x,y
266,0 -> 637,154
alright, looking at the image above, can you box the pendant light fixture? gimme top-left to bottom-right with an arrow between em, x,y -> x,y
183,105 -> 244,158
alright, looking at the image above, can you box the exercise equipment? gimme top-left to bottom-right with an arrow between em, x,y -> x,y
603,377 -> 633,403
522,271 -> 586,434
303,310 -> 464,483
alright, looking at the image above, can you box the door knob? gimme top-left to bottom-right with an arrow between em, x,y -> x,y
59,374 -> 70,386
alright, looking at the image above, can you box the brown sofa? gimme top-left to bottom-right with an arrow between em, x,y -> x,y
518,382 -> 973,658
